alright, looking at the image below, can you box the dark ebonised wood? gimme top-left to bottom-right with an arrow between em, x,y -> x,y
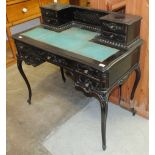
14,35 -> 142,150
13,4 -> 143,151
40,4 -> 142,50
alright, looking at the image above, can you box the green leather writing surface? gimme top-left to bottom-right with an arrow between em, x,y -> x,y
22,27 -> 119,62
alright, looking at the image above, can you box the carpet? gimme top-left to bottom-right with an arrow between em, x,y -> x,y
7,63 -> 91,155
43,100 -> 148,155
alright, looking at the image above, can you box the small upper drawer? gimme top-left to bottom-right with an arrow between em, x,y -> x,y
7,0 -> 40,23
101,21 -> 127,35
41,8 -> 57,18
101,31 -> 126,43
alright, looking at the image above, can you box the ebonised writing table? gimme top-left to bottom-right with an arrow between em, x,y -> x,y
13,4 -> 143,150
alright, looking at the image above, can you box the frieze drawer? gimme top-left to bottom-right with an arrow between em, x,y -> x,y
75,73 -> 108,91
15,41 -> 45,66
46,53 -> 69,67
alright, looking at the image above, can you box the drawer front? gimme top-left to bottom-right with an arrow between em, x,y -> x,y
75,73 -> 108,92
41,8 -> 57,18
15,41 -> 45,66
74,63 -> 109,90
101,31 -> 126,43
40,0 -> 53,6
102,21 -> 127,34
7,0 -> 40,23
42,16 -> 59,26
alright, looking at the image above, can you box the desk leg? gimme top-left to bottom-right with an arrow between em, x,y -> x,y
130,65 -> 141,115
60,67 -> 66,82
17,58 -> 32,104
75,82 -> 109,150
96,93 -> 109,150
119,84 -> 122,104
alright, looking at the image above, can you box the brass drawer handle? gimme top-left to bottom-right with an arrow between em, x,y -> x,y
22,7 -> 28,13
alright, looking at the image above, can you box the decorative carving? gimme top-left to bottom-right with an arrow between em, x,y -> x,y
41,5 -> 141,50
101,31 -> 126,43
14,4 -> 142,150
74,78 -> 109,151
16,41 -> 45,67
75,75 -> 100,93
73,9 -> 107,26
46,53 -> 69,67
102,21 -> 126,34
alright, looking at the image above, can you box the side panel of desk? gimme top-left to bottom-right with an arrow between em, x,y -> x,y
110,0 -> 149,118
90,0 -> 148,118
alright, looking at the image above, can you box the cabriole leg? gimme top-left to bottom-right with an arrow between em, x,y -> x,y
60,67 -> 66,82
119,84 -> 122,105
75,83 -> 109,150
130,65 -> 141,115
17,57 -> 32,104
96,93 -> 109,150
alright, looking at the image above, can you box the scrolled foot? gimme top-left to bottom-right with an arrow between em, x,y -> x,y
27,99 -> 31,105
17,58 -> 32,105
131,108 -> 136,116
63,78 -> 66,83
102,145 -> 106,150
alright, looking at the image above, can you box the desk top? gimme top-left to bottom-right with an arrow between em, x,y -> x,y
21,27 -> 119,62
